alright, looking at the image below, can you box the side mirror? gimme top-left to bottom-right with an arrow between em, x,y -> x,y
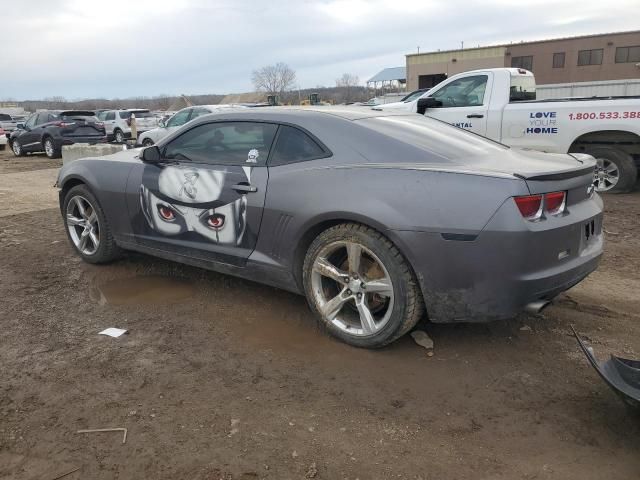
141,145 -> 162,163
16,123 -> 25,130
158,118 -> 166,128
416,97 -> 442,114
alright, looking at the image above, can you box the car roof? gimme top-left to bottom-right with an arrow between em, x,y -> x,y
193,106 -> 413,123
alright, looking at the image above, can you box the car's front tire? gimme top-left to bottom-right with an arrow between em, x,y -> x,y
142,138 -> 154,147
62,185 -> 121,264
11,140 -> 25,157
303,223 -> 424,348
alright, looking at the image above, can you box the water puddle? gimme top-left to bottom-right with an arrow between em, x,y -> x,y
92,275 -> 196,306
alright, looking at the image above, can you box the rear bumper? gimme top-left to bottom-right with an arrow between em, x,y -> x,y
392,195 -> 604,323
54,136 -> 108,148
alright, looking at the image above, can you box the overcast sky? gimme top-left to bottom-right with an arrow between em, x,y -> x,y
2,0 -> 639,100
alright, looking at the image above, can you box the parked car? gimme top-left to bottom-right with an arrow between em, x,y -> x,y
375,68 -> 640,193
138,105 -> 248,147
0,113 -> 21,138
10,110 -> 107,158
96,109 -> 158,143
56,108 -> 603,348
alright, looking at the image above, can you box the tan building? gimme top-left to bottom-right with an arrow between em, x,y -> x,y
406,30 -> 640,91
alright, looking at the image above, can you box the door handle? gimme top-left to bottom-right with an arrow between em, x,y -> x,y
232,183 -> 257,193
467,114 -> 484,118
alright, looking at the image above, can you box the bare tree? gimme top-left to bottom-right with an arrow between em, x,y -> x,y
251,63 -> 296,98
335,73 -> 360,103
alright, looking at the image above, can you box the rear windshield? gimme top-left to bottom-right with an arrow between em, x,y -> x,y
0,114 -> 12,121
358,115 -> 508,159
510,75 -> 536,102
119,110 -> 153,119
54,113 -> 98,122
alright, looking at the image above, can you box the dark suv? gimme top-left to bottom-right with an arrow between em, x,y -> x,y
9,110 -> 107,158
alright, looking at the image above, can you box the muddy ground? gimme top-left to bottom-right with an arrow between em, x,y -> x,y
1,149 -> 639,480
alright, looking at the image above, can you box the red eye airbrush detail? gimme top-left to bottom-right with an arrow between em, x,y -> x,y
158,205 -> 176,221
206,213 -> 225,229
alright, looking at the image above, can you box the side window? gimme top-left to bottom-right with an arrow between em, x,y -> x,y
96,112 -> 106,120
431,75 -> 488,108
270,126 -> 327,165
166,109 -> 192,127
164,122 -> 278,166
35,113 -> 50,125
106,112 -> 115,121
25,114 -> 38,129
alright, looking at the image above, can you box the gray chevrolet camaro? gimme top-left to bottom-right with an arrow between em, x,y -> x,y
57,107 -> 604,348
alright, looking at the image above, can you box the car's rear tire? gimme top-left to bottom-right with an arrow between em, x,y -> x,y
43,137 -> 60,159
302,223 -> 424,348
584,146 -> 637,193
114,129 -> 125,144
11,140 -> 25,157
62,184 -> 121,264
142,138 -> 154,147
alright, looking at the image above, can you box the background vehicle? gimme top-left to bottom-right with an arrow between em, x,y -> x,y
375,68 -> 640,193
0,113 -> 21,138
9,110 -> 106,158
97,109 -> 158,143
57,108 -> 602,348
138,105 -> 247,147
0,127 -> 7,150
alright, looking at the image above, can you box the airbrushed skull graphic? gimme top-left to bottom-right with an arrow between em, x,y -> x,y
140,164 -> 251,245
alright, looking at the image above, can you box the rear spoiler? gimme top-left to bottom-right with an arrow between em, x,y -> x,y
513,165 -> 595,181
60,110 -> 96,117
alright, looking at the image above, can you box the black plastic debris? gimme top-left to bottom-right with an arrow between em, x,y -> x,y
571,325 -> 640,408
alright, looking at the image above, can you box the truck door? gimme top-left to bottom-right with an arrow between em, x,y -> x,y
422,74 -> 490,136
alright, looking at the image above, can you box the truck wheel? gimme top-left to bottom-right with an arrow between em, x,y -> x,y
585,146 -> 637,193
302,223 -> 424,348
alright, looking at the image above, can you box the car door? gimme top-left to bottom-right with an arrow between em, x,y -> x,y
422,74 -> 491,136
125,120 -> 278,266
19,113 -> 46,151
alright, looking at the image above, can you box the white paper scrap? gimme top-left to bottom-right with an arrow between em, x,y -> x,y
99,328 -> 128,338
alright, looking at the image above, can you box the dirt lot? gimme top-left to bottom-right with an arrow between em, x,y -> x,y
1,148 -> 639,480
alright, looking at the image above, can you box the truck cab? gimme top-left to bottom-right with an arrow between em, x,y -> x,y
376,68 -> 640,193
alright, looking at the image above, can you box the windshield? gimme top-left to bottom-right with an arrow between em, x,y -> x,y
510,75 -> 536,101
0,114 -> 12,121
119,110 -> 153,119
402,90 -> 426,102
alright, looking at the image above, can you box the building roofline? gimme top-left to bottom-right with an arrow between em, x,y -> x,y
406,29 -> 640,58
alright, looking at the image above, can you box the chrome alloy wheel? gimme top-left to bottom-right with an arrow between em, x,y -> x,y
593,157 -> 619,192
44,138 -> 55,157
310,241 -> 394,336
66,195 -> 100,255
12,141 -> 21,156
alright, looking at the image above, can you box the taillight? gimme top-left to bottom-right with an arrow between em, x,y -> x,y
126,119 -> 131,127
514,195 -> 543,220
514,191 -> 566,221
544,191 -> 566,216
95,122 -> 104,128
0,127 -> 4,135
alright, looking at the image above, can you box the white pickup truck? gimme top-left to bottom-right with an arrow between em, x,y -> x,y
375,68 -> 640,193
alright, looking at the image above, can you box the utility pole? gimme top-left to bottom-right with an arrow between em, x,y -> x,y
417,46 -> 420,54
461,41 -> 464,50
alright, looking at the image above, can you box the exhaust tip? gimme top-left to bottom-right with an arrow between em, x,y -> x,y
524,300 -> 551,315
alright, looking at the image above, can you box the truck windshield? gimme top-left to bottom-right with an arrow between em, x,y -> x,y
510,75 -> 536,102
